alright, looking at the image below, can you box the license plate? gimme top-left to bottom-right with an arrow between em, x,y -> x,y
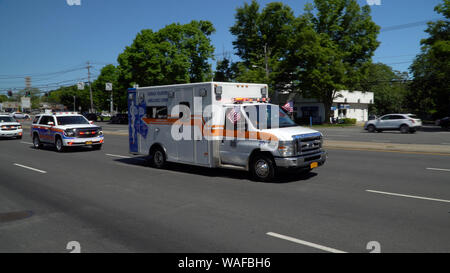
85,141 -> 93,145
310,162 -> 318,169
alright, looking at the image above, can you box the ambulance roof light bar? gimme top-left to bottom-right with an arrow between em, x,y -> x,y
232,97 -> 270,104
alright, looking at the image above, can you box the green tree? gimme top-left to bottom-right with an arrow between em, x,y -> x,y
284,0 -> 380,122
118,21 -> 215,86
359,63 -> 409,115
0,94 -> 7,103
47,85 -> 91,112
214,58 -> 234,82
92,64 -> 120,112
409,0 -> 450,118
229,0 -> 295,91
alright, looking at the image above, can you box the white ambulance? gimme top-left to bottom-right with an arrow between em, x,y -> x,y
127,82 -> 326,181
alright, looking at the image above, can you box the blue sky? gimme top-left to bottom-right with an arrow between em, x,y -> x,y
0,0 -> 444,92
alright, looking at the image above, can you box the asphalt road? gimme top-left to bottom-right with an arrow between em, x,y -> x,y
0,129 -> 449,252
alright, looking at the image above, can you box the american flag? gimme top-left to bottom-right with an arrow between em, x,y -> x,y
282,101 -> 294,113
227,106 -> 241,124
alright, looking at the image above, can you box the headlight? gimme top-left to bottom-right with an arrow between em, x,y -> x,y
64,129 -> 75,137
278,141 -> 295,157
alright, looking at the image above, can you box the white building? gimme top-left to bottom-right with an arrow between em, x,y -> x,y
279,90 -> 374,123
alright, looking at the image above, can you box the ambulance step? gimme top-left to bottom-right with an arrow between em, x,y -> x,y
219,164 -> 247,171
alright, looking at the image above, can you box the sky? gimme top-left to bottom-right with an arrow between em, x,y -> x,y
0,0 -> 445,93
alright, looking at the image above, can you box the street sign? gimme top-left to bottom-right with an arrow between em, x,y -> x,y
21,97 -> 31,109
77,82 -> 85,90
105,82 -> 112,91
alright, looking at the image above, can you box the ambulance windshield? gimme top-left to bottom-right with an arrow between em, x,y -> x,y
244,105 -> 297,129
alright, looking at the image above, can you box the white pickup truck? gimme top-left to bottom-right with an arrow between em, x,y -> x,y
0,114 -> 23,139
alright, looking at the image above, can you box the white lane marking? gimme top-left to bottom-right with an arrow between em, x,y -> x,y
105,153 -> 146,161
13,163 -> 47,174
266,232 -> 347,253
426,167 -> 450,172
366,190 -> 450,203
21,141 -> 33,145
106,153 -> 131,159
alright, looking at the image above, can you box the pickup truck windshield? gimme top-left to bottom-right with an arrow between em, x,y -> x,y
0,116 -> 16,123
57,116 -> 90,125
244,105 -> 297,129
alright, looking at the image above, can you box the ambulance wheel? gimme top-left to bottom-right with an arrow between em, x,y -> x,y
150,146 -> 166,168
33,134 -> 43,149
55,137 -> 66,152
250,154 -> 275,182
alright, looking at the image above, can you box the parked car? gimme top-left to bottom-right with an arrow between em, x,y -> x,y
83,113 -> 103,122
109,113 -> 128,124
364,113 -> 422,134
436,117 -> 450,130
11,112 -> 30,119
368,115 -> 377,121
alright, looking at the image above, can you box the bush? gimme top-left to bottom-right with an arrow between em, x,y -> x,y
340,118 -> 357,124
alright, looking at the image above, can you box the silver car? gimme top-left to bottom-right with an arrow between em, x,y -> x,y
364,114 -> 422,134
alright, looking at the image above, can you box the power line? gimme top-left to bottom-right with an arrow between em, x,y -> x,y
380,18 -> 440,32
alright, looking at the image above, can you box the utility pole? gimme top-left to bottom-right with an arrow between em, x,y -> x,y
86,61 -> 94,113
105,83 -> 113,115
73,96 -> 76,112
263,43 -> 269,80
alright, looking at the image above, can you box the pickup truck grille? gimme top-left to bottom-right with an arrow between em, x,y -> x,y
0,125 -> 19,131
75,128 -> 100,138
293,133 -> 322,155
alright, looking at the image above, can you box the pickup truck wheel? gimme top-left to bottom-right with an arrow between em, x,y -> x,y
33,134 -> 42,149
400,124 -> 409,134
92,144 -> 102,150
150,147 -> 166,168
55,137 -> 66,152
367,125 -> 376,133
250,154 -> 275,182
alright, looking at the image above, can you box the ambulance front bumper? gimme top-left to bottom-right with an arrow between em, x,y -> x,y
274,150 -> 327,169
0,129 -> 23,138
62,136 -> 104,146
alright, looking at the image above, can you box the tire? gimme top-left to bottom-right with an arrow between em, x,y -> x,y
367,125 -> 376,133
55,137 -> 66,152
33,134 -> 42,149
17,135 -> 22,139
400,124 -> 409,134
250,154 -> 275,182
150,146 -> 166,168
92,144 -> 102,150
